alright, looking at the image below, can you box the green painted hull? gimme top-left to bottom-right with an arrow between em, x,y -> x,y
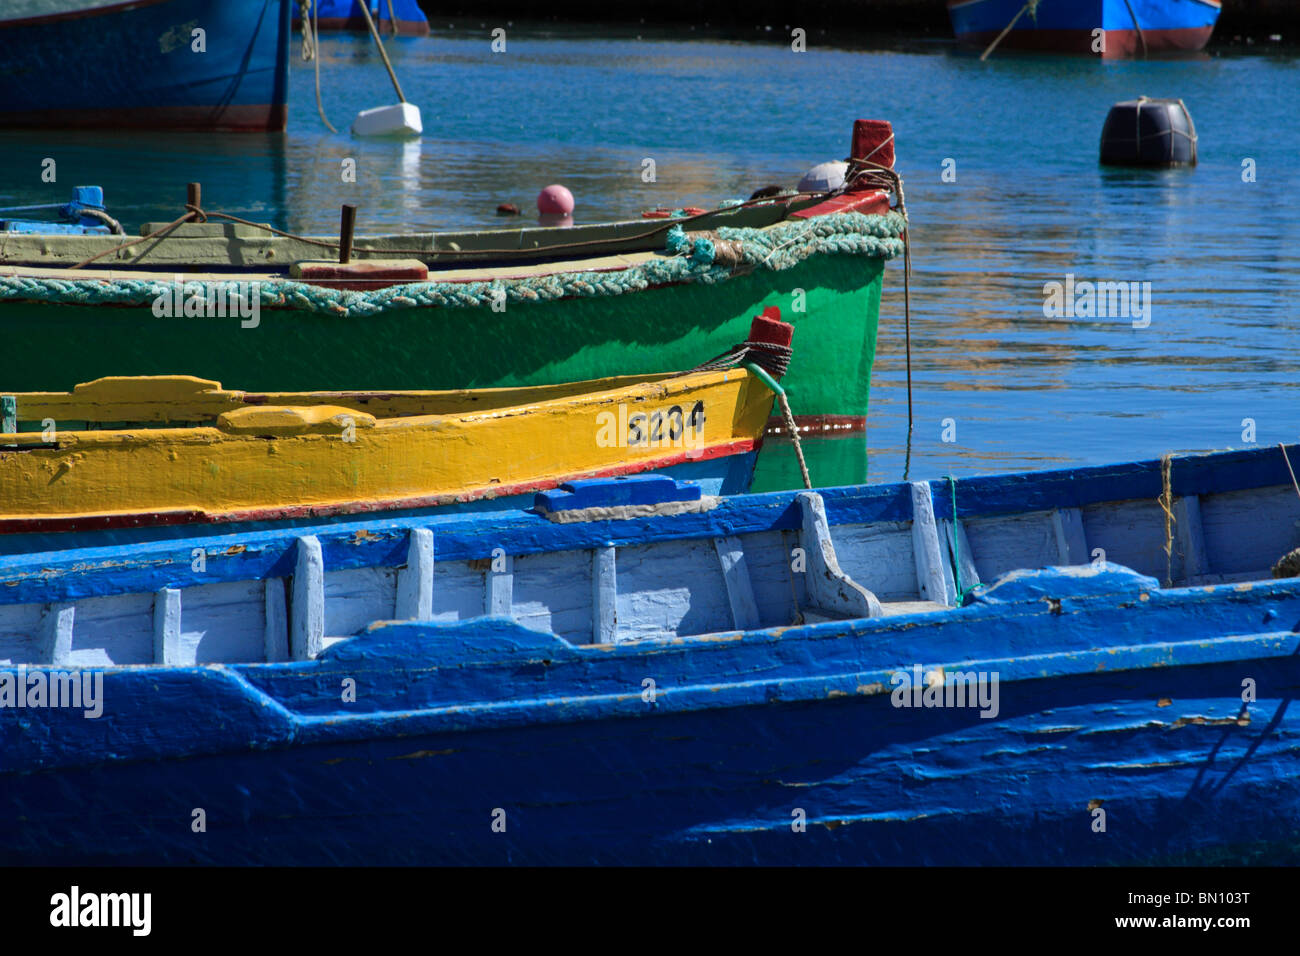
1,254 -> 883,488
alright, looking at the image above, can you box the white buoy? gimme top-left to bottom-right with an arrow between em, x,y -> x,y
798,160 -> 848,193
352,103 -> 423,137
350,1 -> 421,139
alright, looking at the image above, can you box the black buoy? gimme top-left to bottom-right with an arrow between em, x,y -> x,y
1100,97 -> 1197,167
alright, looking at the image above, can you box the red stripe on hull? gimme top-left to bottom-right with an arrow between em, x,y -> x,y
0,103 -> 288,132
296,16 -> 430,36
955,26 -> 1215,57
0,439 -> 758,535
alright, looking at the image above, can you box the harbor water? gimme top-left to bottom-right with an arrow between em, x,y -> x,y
2,27 -> 1296,486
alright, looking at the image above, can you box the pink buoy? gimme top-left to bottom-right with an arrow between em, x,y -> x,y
537,184 -> 575,215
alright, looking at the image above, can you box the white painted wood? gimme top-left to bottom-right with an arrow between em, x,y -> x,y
714,536 -> 761,630
937,519 -> 980,601
738,530 -> 804,625
796,492 -> 881,618
58,592 -> 152,666
485,551 -> 514,618
429,559 -> 486,623
291,536 -> 324,661
326,567 -> 397,638
827,521 -> 918,602
1173,495 -> 1208,583
1079,501 -> 1169,581
152,588 -> 182,665
264,578 -> 288,662
1199,485 -> 1300,578
910,482 -> 953,606
38,603 -> 75,666
396,528 -> 434,620
1051,507 -> 1089,565
964,511 -> 1062,583
592,546 -> 617,644
507,549 -> 593,645
172,579 -> 263,664
615,539 -> 734,641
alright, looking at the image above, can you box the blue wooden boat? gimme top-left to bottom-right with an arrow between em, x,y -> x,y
0,0 -> 292,131
948,0 -> 1221,57
2,444 -> 1299,864
294,0 -> 429,36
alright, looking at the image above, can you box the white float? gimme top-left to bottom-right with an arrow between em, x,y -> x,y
797,160 -> 848,193
351,102 -> 423,138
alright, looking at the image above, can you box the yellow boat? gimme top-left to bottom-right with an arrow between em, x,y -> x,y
0,317 -> 793,544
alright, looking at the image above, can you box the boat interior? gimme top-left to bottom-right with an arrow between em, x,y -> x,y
0,445 -> 1295,669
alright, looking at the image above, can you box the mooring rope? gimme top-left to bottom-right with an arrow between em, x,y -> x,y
1159,452 -> 1175,587
688,335 -> 808,487
14,211 -> 904,317
308,0 -> 338,133
1281,443 -> 1300,503
949,475 -> 972,605
1121,0 -> 1149,57
981,0 -> 1039,60
687,339 -> 792,380
779,390 -> 813,490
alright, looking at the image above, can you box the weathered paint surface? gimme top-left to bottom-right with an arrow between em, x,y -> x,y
0,368 -> 771,533
2,572 -> 1298,865
1,444 -> 1298,864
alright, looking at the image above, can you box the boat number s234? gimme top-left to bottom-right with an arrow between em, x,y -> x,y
628,401 -> 705,447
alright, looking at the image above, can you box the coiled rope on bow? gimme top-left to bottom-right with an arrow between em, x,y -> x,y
684,335 -> 809,488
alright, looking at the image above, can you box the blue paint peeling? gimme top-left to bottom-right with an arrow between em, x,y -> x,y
1,444 -> 1298,864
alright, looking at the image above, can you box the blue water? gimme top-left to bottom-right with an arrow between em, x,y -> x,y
2,28 -> 1297,484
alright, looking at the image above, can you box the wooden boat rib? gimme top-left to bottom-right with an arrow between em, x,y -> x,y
2,444 -> 1298,864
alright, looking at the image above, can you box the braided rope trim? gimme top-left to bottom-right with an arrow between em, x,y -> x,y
0,211 -> 905,320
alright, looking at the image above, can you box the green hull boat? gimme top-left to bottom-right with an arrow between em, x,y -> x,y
0,121 -> 905,490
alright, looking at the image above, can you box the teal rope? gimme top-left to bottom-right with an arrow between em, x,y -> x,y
0,211 -> 907,319
949,475 -> 972,606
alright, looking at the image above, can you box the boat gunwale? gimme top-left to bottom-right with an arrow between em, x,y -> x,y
0,444 -> 1294,607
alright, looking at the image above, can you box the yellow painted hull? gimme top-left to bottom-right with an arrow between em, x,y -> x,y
0,370 -> 773,533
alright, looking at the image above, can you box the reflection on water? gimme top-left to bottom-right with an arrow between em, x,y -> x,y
1,31 -> 1296,484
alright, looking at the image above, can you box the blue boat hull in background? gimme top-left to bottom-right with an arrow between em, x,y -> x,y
948,0 -> 1221,56
294,0 -> 429,36
0,0 -> 292,131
